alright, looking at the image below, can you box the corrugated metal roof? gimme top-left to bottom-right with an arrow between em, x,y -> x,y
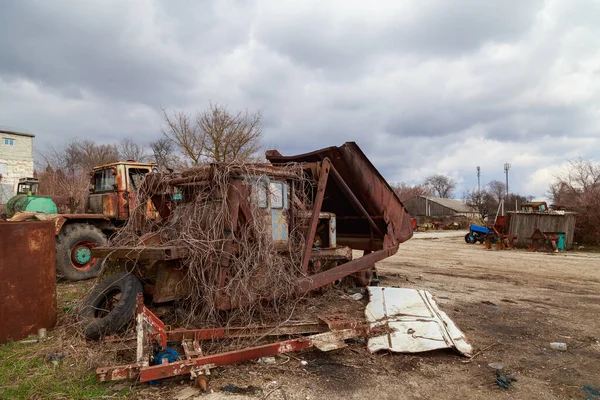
421,196 -> 475,213
0,125 -> 35,137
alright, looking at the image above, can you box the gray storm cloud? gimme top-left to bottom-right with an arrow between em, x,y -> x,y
0,0 -> 598,197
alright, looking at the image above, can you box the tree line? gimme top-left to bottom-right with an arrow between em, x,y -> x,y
32,102 -> 600,246
392,174 -> 458,201
37,103 -> 263,211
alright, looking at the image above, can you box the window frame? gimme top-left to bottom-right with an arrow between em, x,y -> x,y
93,168 -> 117,193
269,181 -> 287,210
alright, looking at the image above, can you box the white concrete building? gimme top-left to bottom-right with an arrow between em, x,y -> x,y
0,126 -> 35,203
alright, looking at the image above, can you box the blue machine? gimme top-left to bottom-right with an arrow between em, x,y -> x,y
465,224 -> 491,244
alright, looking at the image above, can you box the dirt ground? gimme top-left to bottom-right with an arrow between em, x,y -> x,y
122,231 -> 600,400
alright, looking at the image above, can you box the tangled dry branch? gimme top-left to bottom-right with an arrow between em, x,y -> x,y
109,162 -> 314,328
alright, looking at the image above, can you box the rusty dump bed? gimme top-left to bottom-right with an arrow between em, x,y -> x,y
266,142 -> 413,251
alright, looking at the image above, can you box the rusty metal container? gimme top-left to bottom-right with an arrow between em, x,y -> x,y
0,221 -> 56,343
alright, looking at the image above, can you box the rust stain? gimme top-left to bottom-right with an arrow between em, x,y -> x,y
0,221 -> 57,343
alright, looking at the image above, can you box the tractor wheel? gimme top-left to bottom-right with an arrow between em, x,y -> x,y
79,272 -> 143,340
464,233 -> 476,244
55,223 -> 107,281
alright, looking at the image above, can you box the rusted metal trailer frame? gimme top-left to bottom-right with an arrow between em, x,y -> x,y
92,142 -> 413,310
96,294 -> 367,383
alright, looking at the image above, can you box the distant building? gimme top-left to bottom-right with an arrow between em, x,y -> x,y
404,196 -> 477,222
0,126 -> 35,203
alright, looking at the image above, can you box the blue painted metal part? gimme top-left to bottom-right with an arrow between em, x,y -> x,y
149,347 -> 180,384
469,224 -> 490,235
75,247 -> 92,264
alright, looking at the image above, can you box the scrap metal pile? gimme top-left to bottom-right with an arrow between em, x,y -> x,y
81,142 -> 419,383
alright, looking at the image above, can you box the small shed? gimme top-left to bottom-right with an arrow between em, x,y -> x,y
507,211 -> 577,250
403,196 -> 477,222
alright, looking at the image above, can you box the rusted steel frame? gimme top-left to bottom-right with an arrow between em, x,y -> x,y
237,185 -> 253,226
91,246 -> 186,260
137,328 -> 360,382
103,321 -> 329,345
300,159 -> 332,272
214,179 -> 243,310
136,294 -> 167,350
166,322 -> 328,342
97,338 -> 312,382
97,304 -> 365,382
335,215 -> 384,220
150,194 -> 171,220
328,164 -> 384,239
297,245 -> 399,293
167,176 -> 212,186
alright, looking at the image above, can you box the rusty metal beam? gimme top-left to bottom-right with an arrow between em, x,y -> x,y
296,245 -> 399,293
104,321 -> 330,345
300,159 -> 331,272
166,322 -> 328,342
136,328 -> 359,382
91,246 -> 186,260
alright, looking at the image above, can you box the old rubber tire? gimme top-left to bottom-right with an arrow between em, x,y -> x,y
55,223 -> 107,281
79,272 -> 143,340
465,233 -> 475,244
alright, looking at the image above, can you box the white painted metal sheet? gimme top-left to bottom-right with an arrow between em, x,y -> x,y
366,287 -> 472,357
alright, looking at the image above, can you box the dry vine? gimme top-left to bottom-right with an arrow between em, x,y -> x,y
108,162 -> 314,329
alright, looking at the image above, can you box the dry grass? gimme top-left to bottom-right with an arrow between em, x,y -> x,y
0,281 -> 130,399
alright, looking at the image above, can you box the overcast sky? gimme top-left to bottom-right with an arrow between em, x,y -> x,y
1,0 -> 598,198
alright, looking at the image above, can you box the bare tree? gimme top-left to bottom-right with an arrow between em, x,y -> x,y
197,103 -> 263,162
150,138 -> 179,172
487,180 -> 506,203
549,157 -> 600,245
161,103 -> 263,165
36,139 -> 120,212
424,174 -> 456,198
118,137 -> 150,162
72,139 -> 119,170
549,157 -> 600,204
464,189 -> 496,221
161,109 -> 204,166
392,182 -> 431,202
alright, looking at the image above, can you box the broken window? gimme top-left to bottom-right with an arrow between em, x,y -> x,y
94,169 -> 116,192
17,182 -> 38,195
128,168 -> 150,190
270,181 -> 285,209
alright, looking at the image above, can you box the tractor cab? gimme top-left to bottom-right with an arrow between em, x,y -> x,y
88,161 -> 158,222
16,177 -> 39,195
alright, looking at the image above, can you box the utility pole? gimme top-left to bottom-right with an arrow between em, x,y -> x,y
476,166 -> 481,193
504,162 -> 511,197
504,162 -> 511,213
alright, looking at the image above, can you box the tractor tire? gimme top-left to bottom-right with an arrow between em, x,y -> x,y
464,233 -> 476,244
55,223 -> 107,281
79,272 -> 143,340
